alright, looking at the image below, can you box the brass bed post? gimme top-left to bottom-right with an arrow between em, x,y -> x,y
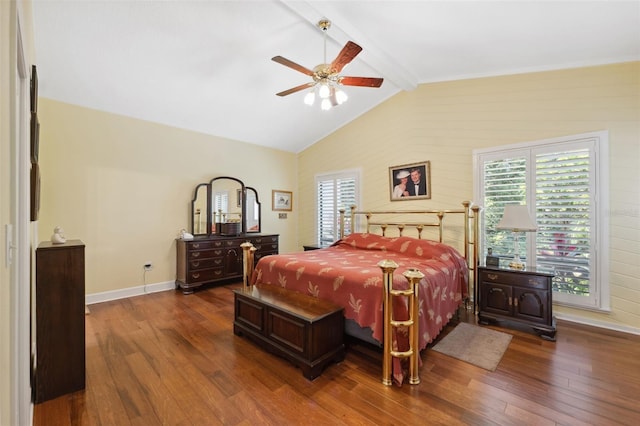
462,201 -> 471,309
471,204 -> 481,313
339,208 -> 345,239
350,205 -> 356,234
241,242 -> 256,292
378,259 -> 398,386
437,211 -> 444,243
378,260 -> 424,386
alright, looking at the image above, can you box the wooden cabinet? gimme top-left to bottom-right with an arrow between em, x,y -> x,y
35,240 -> 86,403
233,284 -> 345,380
176,234 -> 278,293
478,266 -> 556,341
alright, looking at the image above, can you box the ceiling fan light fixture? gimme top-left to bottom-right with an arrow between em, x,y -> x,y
321,98 -> 332,111
304,91 -> 316,106
335,89 -> 348,105
318,83 -> 330,99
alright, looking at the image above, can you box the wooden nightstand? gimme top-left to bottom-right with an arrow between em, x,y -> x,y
478,266 -> 557,341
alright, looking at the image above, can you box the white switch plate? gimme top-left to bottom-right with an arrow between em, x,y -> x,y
5,223 -> 13,267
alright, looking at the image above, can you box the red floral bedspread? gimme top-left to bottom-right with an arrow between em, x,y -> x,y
252,233 -> 469,383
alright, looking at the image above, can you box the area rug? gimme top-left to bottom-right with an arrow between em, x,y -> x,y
431,323 -> 512,371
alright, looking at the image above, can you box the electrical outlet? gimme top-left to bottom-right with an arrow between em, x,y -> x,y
144,262 -> 153,271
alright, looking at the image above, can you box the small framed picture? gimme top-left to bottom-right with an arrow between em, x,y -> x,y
30,65 -> 38,113
389,161 -> 431,201
272,190 -> 292,211
30,112 -> 39,164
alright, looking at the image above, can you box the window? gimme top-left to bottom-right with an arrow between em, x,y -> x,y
474,131 -> 609,310
315,170 -> 360,247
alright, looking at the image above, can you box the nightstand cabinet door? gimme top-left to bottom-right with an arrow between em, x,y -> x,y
480,282 -> 513,316
513,287 -> 550,325
478,266 -> 556,340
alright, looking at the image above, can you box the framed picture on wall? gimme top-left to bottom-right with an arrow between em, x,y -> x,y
30,65 -> 38,113
30,112 -> 39,164
30,163 -> 41,221
272,190 -> 292,211
389,161 -> 431,201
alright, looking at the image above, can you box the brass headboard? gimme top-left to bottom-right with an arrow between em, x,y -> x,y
339,201 -> 481,309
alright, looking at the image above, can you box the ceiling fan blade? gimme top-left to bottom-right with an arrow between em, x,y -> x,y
339,76 -> 384,88
330,41 -> 362,73
276,82 -> 315,97
272,56 -> 314,76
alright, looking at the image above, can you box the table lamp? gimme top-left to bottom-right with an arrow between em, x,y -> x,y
496,204 -> 537,270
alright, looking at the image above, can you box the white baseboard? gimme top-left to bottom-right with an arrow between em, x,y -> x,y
85,280 -> 175,305
555,312 -> 640,336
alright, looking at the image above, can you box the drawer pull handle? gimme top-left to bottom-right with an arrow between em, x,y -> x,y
214,270 -> 222,276
487,273 -> 498,280
192,273 -> 200,279
192,243 -> 200,249
192,261 -> 200,267
508,296 -> 512,306
214,259 -> 222,265
192,252 -> 201,258
528,279 -> 538,285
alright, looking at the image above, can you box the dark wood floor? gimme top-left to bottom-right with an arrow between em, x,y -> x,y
34,283 -> 640,425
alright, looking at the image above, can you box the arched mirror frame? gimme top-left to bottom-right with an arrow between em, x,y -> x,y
245,186 -> 261,233
191,183 -> 210,236
209,176 -> 245,235
191,176 -> 262,236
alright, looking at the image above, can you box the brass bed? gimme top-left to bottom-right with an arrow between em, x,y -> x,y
242,201 -> 480,385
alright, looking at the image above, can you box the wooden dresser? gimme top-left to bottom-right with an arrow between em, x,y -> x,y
176,234 -> 278,293
35,240 -> 86,403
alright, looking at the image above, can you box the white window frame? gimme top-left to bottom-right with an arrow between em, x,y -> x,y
315,169 -> 361,247
473,131 -> 610,311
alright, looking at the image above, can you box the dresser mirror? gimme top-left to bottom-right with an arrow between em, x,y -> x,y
245,186 -> 261,233
191,183 -> 209,236
190,176 -> 261,236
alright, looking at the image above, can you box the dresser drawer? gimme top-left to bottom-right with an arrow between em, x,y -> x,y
480,270 -> 549,290
188,248 -> 225,260
188,257 -> 224,271
185,267 -> 224,283
251,236 -> 278,245
187,240 -> 225,250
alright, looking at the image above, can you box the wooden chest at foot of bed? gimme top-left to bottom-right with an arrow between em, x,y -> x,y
233,284 -> 345,380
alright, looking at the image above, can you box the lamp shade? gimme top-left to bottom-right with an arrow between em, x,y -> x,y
496,204 -> 537,232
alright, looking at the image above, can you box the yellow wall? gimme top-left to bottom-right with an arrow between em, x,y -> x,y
298,62 -> 640,332
37,99 -> 298,295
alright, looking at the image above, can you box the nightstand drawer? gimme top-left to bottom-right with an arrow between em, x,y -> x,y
480,269 -> 548,290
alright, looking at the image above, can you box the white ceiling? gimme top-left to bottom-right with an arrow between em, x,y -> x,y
32,1 -> 640,153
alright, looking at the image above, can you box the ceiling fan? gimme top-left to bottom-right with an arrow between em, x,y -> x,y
272,19 -> 384,110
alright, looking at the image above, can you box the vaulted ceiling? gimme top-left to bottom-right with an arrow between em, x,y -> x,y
32,1 -> 640,153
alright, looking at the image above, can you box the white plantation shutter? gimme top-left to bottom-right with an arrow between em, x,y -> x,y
483,156 -> 528,261
536,147 -> 592,298
316,171 -> 359,246
476,132 -> 608,310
